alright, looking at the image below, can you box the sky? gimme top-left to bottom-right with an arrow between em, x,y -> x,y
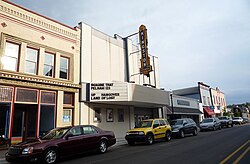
10,0 -> 250,105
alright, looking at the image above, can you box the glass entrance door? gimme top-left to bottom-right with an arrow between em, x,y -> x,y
0,103 -> 10,138
12,104 -> 37,142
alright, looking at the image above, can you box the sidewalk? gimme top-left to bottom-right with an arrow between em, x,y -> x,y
0,148 -> 7,159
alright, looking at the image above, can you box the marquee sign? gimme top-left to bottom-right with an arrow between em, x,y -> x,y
90,83 -> 128,102
139,25 -> 152,77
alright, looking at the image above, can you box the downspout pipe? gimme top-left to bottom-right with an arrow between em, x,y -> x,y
78,22 -> 83,125
123,37 -> 130,82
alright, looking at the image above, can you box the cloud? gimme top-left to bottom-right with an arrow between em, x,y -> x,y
11,0 -> 250,104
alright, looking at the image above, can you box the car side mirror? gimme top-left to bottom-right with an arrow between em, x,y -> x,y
183,123 -> 187,126
65,133 -> 73,140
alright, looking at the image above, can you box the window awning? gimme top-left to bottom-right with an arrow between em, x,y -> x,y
203,107 -> 215,116
173,107 -> 203,115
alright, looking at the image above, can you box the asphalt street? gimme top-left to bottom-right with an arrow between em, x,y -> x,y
0,124 -> 249,164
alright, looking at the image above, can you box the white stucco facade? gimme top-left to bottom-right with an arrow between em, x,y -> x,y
79,22 -> 169,141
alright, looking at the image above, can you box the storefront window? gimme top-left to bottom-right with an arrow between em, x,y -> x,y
3,42 -> 20,71
16,88 -> 38,103
39,91 -> 56,136
39,105 -> 55,136
63,93 -> 74,126
25,48 -> 38,74
0,86 -> 12,138
41,91 -> 56,104
43,52 -> 55,77
63,93 -> 73,105
63,109 -> 71,123
60,56 -> 69,79
0,103 -> 10,138
0,86 -> 13,102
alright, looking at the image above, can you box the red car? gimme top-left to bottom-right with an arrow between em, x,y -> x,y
5,125 -> 116,164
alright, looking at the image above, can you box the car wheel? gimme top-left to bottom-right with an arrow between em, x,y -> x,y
193,128 -> 197,136
165,131 -> 171,141
44,148 -> 58,164
146,133 -> 154,145
127,141 -> 135,146
179,130 -> 185,138
98,140 -> 108,153
231,124 -> 234,127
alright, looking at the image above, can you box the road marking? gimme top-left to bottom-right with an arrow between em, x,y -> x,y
233,145 -> 250,164
220,139 -> 250,164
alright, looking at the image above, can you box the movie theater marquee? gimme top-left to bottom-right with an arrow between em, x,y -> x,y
90,83 -> 128,101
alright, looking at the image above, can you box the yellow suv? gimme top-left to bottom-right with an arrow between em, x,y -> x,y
125,118 -> 172,145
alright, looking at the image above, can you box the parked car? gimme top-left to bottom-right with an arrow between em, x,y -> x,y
200,118 -> 221,131
232,117 -> 244,125
243,118 -> 249,124
5,125 -> 116,164
218,116 -> 233,128
170,118 -> 198,138
125,118 -> 172,145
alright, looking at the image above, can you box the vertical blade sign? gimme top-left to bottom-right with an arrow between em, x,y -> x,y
139,25 -> 152,77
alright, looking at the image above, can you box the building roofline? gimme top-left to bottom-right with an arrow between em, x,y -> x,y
198,82 -> 210,88
3,0 -> 78,31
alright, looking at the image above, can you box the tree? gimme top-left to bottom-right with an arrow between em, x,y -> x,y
234,112 -> 241,117
223,112 -> 229,116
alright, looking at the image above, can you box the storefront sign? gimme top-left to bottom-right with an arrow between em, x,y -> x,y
90,83 -> 128,101
139,25 -> 152,76
177,100 -> 190,106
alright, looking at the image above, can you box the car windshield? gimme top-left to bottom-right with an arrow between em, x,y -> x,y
218,117 -> 227,120
137,121 -> 153,128
171,120 -> 183,125
202,119 -> 213,123
41,128 -> 70,140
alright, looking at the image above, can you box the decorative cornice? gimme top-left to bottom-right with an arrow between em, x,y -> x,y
0,3 -> 79,41
0,71 -> 80,89
0,78 -> 79,93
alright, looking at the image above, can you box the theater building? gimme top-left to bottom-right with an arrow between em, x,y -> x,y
79,22 -> 169,141
0,0 -> 80,144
